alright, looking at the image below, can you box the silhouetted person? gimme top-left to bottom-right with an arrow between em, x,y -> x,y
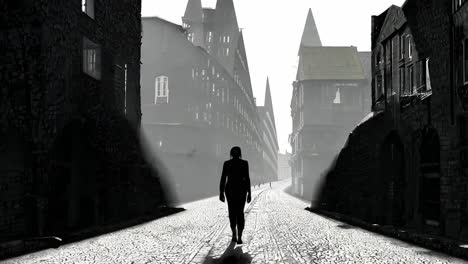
219,146 -> 251,244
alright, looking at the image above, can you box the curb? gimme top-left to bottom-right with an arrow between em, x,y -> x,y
0,207 -> 185,261
306,207 -> 468,261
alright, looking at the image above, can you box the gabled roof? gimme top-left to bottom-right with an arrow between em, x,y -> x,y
142,16 -> 184,32
297,46 -> 366,81
184,0 -> 203,23
298,8 -> 322,55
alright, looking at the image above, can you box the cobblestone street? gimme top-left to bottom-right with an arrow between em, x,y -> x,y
3,180 -> 467,264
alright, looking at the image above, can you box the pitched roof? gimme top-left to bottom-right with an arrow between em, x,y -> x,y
298,8 -> 322,55
184,0 -> 203,23
297,46 -> 366,81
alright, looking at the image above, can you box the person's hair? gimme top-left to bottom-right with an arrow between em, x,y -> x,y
230,146 -> 242,159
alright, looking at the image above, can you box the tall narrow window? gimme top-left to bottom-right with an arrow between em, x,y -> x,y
408,36 -> 413,60
207,31 -> 213,43
464,38 -> 468,84
400,34 -> 405,59
82,0 -> 94,19
83,37 -> 101,79
409,66 -> 414,94
399,67 -> 406,95
155,75 -> 169,104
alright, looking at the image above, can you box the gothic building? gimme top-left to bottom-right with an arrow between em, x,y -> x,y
141,0 -> 277,202
258,79 -> 279,183
0,0 -> 166,246
289,9 -> 370,200
316,0 -> 468,242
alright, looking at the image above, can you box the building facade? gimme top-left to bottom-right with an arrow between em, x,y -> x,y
316,0 -> 468,241
278,152 -> 292,181
0,0 -> 165,243
258,79 -> 279,183
290,9 -> 370,200
141,0 -> 276,203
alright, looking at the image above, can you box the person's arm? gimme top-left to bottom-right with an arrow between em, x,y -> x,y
219,162 -> 227,202
246,161 -> 251,202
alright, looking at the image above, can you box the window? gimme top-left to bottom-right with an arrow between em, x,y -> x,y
82,0 -> 94,19
227,36 -> 230,43
207,31 -> 213,42
418,60 -> 427,91
408,36 -> 413,60
464,38 -> 468,84
409,66 -> 415,94
376,74 -> 383,99
114,64 -> 127,113
188,33 -> 194,43
155,75 -> 169,104
83,37 -> 101,79
399,67 -> 406,95
400,34 -> 405,59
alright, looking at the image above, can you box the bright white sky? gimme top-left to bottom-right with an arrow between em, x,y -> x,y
142,0 -> 406,153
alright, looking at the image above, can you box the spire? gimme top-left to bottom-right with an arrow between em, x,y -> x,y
298,8 -> 322,54
265,77 -> 273,109
184,0 -> 203,23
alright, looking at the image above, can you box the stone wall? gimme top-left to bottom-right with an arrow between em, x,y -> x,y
0,0 -> 166,242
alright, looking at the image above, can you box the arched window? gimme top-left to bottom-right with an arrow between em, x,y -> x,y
155,75 -> 169,104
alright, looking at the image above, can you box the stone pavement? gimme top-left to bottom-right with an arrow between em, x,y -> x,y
3,180 -> 467,263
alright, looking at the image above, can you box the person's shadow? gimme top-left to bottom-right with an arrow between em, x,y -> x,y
202,242 -> 252,264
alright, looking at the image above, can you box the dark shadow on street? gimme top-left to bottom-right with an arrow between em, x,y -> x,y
336,224 -> 355,229
203,242 -> 252,264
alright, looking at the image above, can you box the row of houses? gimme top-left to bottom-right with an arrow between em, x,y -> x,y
289,9 -> 372,199
0,0 -> 168,243
140,0 -> 279,203
316,0 -> 468,241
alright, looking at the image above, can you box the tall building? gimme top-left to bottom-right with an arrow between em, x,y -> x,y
258,78 -> 279,183
289,9 -> 370,200
141,0 -> 276,202
0,0 -> 165,243
316,0 -> 468,241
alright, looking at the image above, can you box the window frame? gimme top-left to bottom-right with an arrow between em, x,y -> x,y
408,36 -> 413,60
154,75 -> 169,104
464,38 -> 468,84
399,34 -> 405,60
82,37 -> 101,80
409,66 -> 414,94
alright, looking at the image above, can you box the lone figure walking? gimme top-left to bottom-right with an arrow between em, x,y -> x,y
219,146 -> 252,244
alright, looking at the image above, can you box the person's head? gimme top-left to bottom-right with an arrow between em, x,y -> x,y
230,146 -> 242,159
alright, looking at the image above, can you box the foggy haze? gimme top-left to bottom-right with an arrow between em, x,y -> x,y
142,0 -> 407,153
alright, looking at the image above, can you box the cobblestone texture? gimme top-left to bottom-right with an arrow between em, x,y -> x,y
3,180 -> 467,264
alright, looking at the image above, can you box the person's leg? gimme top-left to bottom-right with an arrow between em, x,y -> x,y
226,196 -> 237,241
236,194 -> 247,243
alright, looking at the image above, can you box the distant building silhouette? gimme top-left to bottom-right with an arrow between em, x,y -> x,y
316,0 -> 468,242
0,0 -> 166,244
258,79 -> 279,183
277,152 -> 292,180
141,0 -> 277,202
289,9 -> 370,199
